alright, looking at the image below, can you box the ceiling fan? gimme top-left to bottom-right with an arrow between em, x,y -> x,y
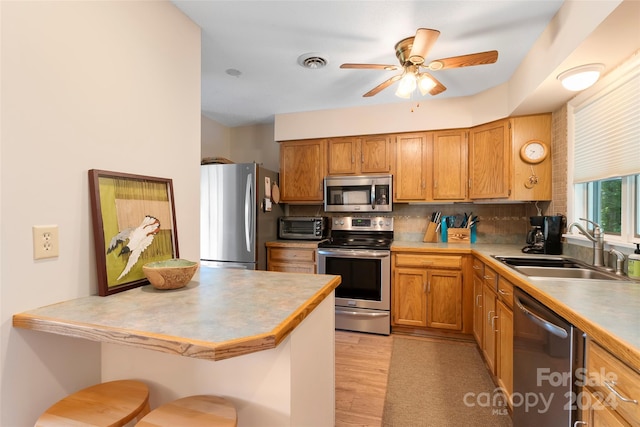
341,28 -> 498,98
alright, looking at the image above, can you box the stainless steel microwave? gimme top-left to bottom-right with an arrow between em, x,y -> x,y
278,216 -> 328,240
324,175 -> 392,212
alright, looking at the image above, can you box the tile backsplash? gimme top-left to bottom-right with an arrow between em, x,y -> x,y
287,202 -> 550,244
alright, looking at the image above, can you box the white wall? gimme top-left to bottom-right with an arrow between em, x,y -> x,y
0,2 -> 201,425
230,123 -> 280,172
201,114 -> 232,160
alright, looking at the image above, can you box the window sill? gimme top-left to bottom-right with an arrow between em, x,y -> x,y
564,234 -> 639,251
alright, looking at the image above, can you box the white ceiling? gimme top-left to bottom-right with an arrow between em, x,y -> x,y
171,1 -> 636,128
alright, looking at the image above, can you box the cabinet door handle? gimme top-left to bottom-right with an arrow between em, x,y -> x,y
493,315 -> 498,331
604,380 -> 638,404
423,281 -> 427,294
573,422 -> 587,426
487,310 -> 495,323
472,265 -> 482,270
476,294 -> 482,307
498,289 -> 510,296
427,280 -> 431,293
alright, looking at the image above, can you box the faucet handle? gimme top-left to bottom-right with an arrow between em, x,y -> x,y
579,218 -> 602,235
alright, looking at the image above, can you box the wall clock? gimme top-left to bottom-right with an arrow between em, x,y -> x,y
520,140 -> 548,164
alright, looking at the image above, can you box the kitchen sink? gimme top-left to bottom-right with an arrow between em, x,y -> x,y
513,266 -> 622,280
492,255 -> 629,281
493,256 -> 582,269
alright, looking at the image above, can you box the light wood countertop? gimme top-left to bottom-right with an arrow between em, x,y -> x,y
13,267 -> 341,361
392,241 -> 640,371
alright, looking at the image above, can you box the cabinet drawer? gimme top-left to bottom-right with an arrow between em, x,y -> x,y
472,257 -> 484,278
497,277 -> 514,308
268,248 -> 315,263
394,254 -> 462,269
586,340 -> 640,426
483,266 -> 498,291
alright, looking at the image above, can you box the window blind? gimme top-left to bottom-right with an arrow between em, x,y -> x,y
573,65 -> 640,183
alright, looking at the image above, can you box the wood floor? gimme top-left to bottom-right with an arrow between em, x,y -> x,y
335,330 -> 393,427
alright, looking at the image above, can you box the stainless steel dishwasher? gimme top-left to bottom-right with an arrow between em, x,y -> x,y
513,288 -> 585,427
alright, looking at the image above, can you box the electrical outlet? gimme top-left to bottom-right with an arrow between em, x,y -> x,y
33,225 -> 59,260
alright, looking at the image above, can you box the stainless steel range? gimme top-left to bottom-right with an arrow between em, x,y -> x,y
317,216 -> 393,335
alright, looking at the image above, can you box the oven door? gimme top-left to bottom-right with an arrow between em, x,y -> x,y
317,248 -> 390,311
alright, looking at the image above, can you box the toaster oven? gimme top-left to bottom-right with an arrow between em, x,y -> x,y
278,216 -> 328,240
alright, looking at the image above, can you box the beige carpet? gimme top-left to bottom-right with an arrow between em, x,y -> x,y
382,336 -> 513,427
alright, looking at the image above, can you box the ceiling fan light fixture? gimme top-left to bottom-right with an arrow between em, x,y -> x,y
395,71 -> 417,98
417,73 -> 436,95
557,63 -> 604,91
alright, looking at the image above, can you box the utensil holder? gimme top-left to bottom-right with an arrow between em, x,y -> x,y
441,217 -> 477,243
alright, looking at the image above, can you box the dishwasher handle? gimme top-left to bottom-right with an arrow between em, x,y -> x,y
514,294 -> 569,339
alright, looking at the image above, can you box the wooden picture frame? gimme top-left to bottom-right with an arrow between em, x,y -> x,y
89,169 -> 179,296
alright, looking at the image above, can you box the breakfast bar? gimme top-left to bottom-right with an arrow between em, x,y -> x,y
13,267 -> 341,427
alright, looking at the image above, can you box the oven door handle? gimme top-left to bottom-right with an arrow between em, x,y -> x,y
318,249 -> 389,258
335,309 -> 389,318
514,294 -> 568,339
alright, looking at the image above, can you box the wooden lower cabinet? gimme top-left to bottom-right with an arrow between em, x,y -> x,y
496,299 -> 513,403
580,339 -> 640,426
473,260 -> 514,409
427,269 -> 463,330
266,246 -> 317,274
472,258 -> 484,344
579,388 -> 628,427
481,282 -> 497,374
392,267 -> 428,327
392,252 -> 466,334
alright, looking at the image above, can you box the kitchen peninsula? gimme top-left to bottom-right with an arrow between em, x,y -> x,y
13,267 -> 341,427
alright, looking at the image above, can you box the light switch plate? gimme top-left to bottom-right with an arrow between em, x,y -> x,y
33,225 -> 59,259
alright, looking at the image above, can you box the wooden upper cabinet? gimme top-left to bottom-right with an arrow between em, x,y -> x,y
279,139 -> 326,203
327,137 -> 358,175
511,114 -> 552,201
394,132 -> 430,201
432,130 -> 468,200
360,135 -> 392,174
327,135 -> 391,175
469,119 -> 511,199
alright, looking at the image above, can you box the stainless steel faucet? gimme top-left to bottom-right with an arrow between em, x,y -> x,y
568,218 -> 605,267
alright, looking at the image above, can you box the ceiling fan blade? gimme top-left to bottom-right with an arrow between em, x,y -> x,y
408,28 -> 440,64
363,75 -> 402,97
427,50 -> 498,70
341,63 -> 400,71
423,72 -> 447,96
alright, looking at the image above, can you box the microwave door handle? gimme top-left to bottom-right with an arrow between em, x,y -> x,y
371,180 -> 376,210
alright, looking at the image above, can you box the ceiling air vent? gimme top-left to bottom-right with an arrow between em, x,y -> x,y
297,53 -> 328,69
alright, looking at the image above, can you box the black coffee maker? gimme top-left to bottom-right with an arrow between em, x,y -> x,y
522,215 -> 564,254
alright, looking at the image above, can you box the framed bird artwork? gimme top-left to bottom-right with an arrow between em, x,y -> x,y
89,169 -> 179,296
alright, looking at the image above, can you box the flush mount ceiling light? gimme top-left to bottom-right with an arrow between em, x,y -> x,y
557,63 -> 605,91
297,53 -> 328,69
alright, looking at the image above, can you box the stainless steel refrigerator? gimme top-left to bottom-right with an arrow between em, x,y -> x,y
200,162 -> 283,270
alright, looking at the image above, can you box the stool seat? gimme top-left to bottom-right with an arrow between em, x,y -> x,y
35,379 -> 150,427
135,395 -> 237,427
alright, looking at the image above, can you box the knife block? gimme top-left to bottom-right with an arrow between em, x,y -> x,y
423,221 -> 438,243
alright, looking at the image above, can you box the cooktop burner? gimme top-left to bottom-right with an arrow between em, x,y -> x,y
319,216 -> 394,250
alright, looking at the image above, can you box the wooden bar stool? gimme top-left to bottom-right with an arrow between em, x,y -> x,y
135,395 -> 237,427
35,379 -> 150,427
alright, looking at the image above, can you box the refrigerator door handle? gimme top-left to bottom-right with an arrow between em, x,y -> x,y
244,176 -> 253,252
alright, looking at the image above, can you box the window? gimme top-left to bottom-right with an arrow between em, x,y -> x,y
569,55 -> 640,246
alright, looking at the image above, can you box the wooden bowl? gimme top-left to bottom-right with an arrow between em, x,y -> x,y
142,259 -> 199,290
